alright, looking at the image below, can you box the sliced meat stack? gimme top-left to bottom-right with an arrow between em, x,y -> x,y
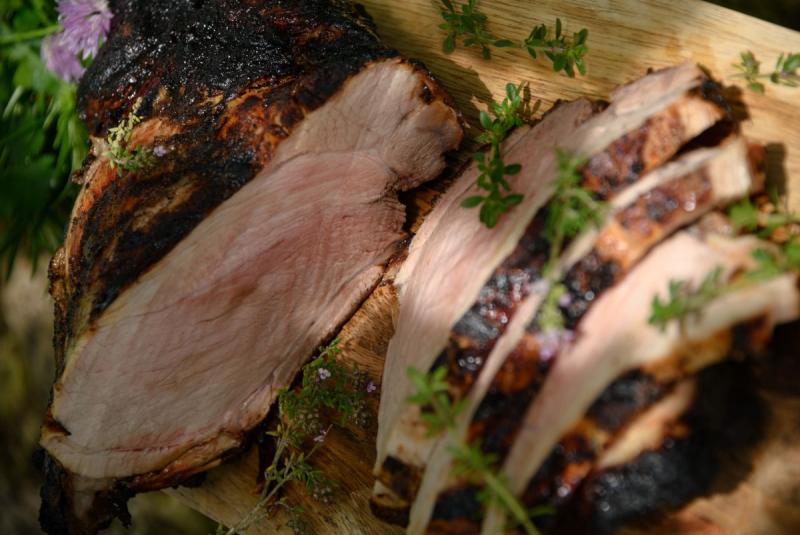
39,1 -> 462,533
373,63 -> 799,534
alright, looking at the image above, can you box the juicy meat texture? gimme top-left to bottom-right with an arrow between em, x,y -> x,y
374,63 -> 730,521
480,232 -> 798,535
373,64 -> 799,535
409,136 -> 760,535
40,1 -> 462,533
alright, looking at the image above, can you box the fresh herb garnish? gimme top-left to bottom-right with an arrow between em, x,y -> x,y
461,83 -> 525,228
220,339 -> 369,535
733,50 -> 800,93
437,0 -> 513,59
727,197 -> 800,236
544,149 -> 605,272
648,267 -> 726,332
103,99 -> 155,175
650,199 -> 800,331
523,19 -> 589,78
537,283 -> 567,332
407,365 -> 466,436
407,365 -> 546,534
436,1 -> 589,78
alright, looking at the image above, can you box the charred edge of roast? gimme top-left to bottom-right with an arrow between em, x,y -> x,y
426,82 -> 730,414
39,453 -> 133,535
460,168 -> 716,465
428,208 -> 552,395
39,433 -> 247,535
520,372 -> 670,515
561,169 -> 713,329
427,485 -> 483,535
376,455 -> 424,503
580,80 -> 729,200
56,47 -> 397,373
519,315 -> 772,530
370,490 -> 412,527
555,360 -> 763,535
80,0 -> 383,134
466,338 -> 556,457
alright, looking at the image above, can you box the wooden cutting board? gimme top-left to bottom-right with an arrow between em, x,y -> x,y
169,1 -> 800,533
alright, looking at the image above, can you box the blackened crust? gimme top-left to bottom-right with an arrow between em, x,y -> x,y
49,0 -> 461,377
559,362 -> 763,535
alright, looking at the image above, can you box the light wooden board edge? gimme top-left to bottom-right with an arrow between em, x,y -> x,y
170,1 -> 800,533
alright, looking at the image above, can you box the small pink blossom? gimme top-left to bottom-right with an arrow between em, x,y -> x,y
367,381 -> 377,394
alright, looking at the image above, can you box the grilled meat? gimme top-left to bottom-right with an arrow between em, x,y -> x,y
40,1 -> 462,533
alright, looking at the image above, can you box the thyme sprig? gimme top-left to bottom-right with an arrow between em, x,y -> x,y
435,1 -> 589,78
544,149 -> 605,273
649,201 -> 800,331
733,50 -> 800,93
537,283 -> 567,332
220,339 -> 369,534
437,0 -> 514,59
727,197 -> 800,237
648,267 -> 726,332
462,83 -> 525,228
103,99 -> 155,175
523,19 -> 589,78
407,366 -> 545,535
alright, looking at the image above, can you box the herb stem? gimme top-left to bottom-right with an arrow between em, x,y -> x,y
0,25 -> 61,45
482,469 -> 541,535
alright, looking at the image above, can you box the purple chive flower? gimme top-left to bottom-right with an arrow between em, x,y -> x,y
42,0 -> 112,82
58,0 -> 112,60
366,381 -> 377,394
41,33 -> 85,82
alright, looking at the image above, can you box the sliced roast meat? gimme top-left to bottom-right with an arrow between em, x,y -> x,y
559,361 -> 763,535
406,135 -> 760,534
374,64 -> 729,512
479,231 -> 799,534
39,1 -> 462,533
375,99 -> 598,501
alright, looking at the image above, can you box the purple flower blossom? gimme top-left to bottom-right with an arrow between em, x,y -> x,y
316,368 -> 331,382
41,33 -> 85,82
313,429 -> 328,443
59,0 -> 112,60
42,1 -> 112,82
366,381 -> 377,394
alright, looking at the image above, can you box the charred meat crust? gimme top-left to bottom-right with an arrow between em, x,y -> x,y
581,80 -> 729,200
518,317 -> 772,533
556,361 -> 763,535
422,83 -> 728,417
456,167 -> 718,465
50,0 -> 457,376
399,84 -> 732,526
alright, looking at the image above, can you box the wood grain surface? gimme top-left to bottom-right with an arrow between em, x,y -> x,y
169,1 -> 800,533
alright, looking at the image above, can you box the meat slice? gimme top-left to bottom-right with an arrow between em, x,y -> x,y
406,135 -> 760,534
39,1 -> 461,532
480,231 -> 799,534
374,63 -> 729,516
562,362 -> 763,534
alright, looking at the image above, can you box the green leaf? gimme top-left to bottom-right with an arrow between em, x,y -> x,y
461,195 -> 485,208
443,33 -> 455,54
